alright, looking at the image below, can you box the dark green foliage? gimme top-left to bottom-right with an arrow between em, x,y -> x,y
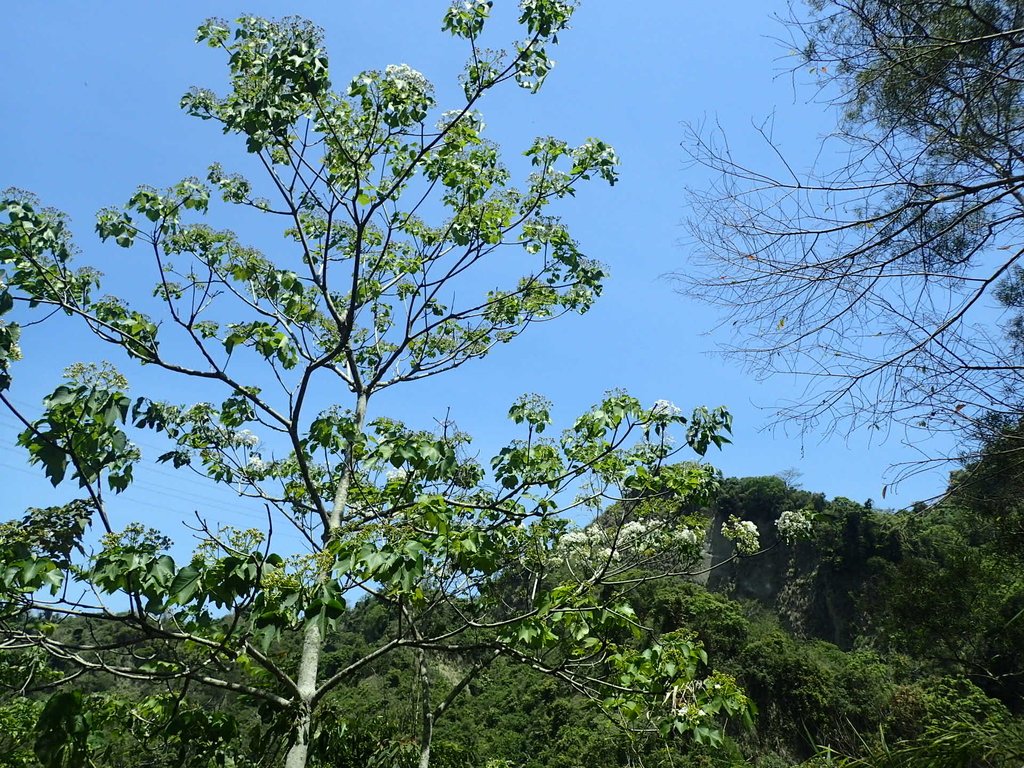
639,580 -> 750,658
440,661 -> 625,768
310,712 -> 474,768
714,476 -> 823,524
733,626 -> 896,758
863,512 -> 1024,706
4,468 -> 1023,766
33,692 -> 88,768
0,696 -> 39,768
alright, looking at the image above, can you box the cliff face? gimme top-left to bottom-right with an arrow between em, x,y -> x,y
703,482 -> 901,649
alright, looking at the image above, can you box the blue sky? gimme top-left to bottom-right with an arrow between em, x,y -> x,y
0,2 -> 953,547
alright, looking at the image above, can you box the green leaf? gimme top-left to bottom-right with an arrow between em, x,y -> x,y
168,564 -> 202,605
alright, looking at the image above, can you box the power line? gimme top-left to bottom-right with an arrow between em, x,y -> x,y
0,442 -> 286,521
0,404 -> 318,546
0,455 -> 311,546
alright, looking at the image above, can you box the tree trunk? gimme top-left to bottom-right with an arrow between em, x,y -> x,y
283,393 -> 368,767
417,647 -> 433,768
283,623 -> 322,768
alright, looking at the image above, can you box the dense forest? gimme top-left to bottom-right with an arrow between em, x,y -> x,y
4,0 -> 1024,765
4,453 -> 1024,766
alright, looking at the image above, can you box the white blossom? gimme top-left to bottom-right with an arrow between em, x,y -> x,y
384,63 -> 432,94
776,509 -> 814,544
437,109 -> 462,130
651,399 -> 682,420
618,520 -> 650,546
722,516 -> 760,555
671,526 -> 701,551
557,529 -> 591,552
556,518 -> 705,569
386,467 -> 410,482
232,429 -> 259,448
436,108 -> 485,133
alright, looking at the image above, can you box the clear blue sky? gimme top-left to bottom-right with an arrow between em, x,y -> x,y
0,2 -> 952,547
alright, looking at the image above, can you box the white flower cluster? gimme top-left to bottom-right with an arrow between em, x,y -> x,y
721,516 -> 760,556
556,519 -> 704,568
776,509 -> 814,544
384,63 -> 433,95
651,399 -> 682,421
618,520 -> 654,549
237,454 -> 269,481
674,527 -> 700,549
232,429 -> 260,448
437,109 -> 463,131
557,529 -> 591,551
576,138 -> 620,165
552,529 -> 618,566
436,108 -> 485,133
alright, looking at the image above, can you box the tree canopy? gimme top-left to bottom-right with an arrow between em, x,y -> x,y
0,5 -> 752,767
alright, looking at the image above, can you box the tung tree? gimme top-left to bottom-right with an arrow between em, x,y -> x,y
0,5 -> 751,766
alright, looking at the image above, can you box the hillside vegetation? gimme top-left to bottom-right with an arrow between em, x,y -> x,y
4,464 -> 1022,767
